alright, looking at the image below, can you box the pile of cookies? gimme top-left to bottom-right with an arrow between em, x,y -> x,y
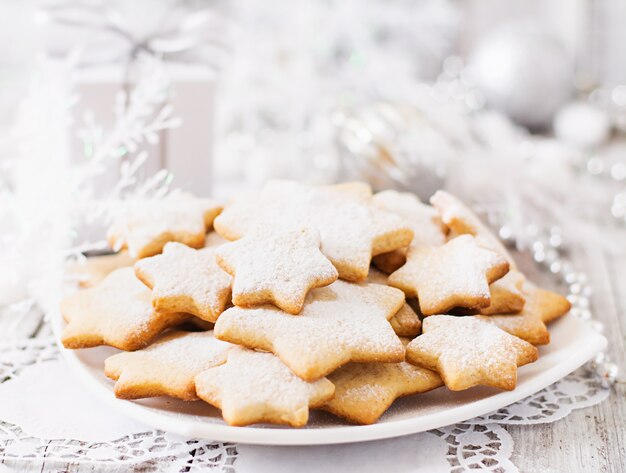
61,181 -> 571,427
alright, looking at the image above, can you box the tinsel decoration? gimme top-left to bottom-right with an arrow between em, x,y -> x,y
0,54 -> 179,332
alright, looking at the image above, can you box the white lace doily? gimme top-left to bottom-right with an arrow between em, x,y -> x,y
0,337 -> 609,472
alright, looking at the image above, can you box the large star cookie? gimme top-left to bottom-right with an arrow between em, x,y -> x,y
388,235 -> 510,315
104,330 -> 232,400
61,268 -> 188,350
322,342 -> 443,424
372,190 -> 447,273
134,242 -> 232,322
213,180 -> 413,281
214,280 -> 405,381
215,227 -> 338,314
107,192 -> 222,258
195,347 -> 335,427
430,190 -> 516,268
406,315 -> 538,391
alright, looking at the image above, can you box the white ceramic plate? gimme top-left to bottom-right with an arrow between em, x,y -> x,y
51,310 -> 606,446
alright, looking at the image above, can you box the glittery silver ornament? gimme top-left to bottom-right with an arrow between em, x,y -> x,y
467,21 -> 573,129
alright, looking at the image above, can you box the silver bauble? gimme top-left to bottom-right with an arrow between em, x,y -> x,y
467,21 -> 574,129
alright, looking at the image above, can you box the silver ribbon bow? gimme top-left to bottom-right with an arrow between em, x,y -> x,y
38,0 -> 228,70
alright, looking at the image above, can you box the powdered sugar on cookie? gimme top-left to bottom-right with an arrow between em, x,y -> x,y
107,192 -> 222,258
213,180 -> 413,281
406,315 -> 538,391
215,227 -> 337,314
134,242 -> 232,322
430,190 -> 516,268
214,280 -> 406,381
61,267 -> 188,351
104,330 -> 232,400
195,347 -> 334,427
388,234 -> 509,315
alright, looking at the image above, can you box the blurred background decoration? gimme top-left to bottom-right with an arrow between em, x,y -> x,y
1,0 -> 626,322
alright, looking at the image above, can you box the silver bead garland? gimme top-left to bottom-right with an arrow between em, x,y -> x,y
497,221 -> 619,386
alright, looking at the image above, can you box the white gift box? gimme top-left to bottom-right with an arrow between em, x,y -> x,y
71,63 -> 216,198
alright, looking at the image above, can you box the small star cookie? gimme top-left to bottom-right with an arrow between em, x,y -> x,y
372,190 -> 447,274
322,341 -> 443,424
476,308 -> 550,346
214,280 -> 406,381
67,251 -> 135,288
61,268 -> 188,350
213,180 -> 413,281
215,227 -> 338,314
524,281 -> 571,323
367,268 -> 421,337
134,242 -> 232,322
388,235 -> 510,315
406,315 -> 538,391
104,330 -> 232,400
430,190 -> 516,268
195,347 -> 335,427
107,192 -> 222,258
479,270 -> 526,315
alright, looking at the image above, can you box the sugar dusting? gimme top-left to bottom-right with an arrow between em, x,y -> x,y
215,227 -> 337,309
213,180 -> 412,278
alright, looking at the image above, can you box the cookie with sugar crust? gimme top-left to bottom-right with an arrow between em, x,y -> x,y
215,227 -> 337,315
195,347 -> 334,427
367,268 -> 422,337
388,235 -> 509,316
430,190 -> 516,269
134,242 -> 232,323
406,315 -> 538,391
61,267 -> 188,351
107,192 -> 222,259
104,330 -> 232,400
214,280 -> 406,381
321,338 -> 442,424
213,180 -> 413,282
372,190 -> 447,274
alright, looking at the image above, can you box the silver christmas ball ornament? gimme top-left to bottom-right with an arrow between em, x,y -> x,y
467,21 -> 574,129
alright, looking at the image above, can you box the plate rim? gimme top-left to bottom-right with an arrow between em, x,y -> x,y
50,310 -> 607,445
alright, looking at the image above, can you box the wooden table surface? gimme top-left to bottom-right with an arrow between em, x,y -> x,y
1,239 -> 624,473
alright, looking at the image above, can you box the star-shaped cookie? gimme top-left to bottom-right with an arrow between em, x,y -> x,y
107,192 -> 222,258
367,268 -> 421,336
61,268 -> 188,350
476,308 -> 550,346
215,227 -> 338,314
479,270 -> 526,315
213,180 -> 413,281
195,347 -> 335,427
104,330 -> 232,400
372,190 -> 447,274
475,280 -> 569,345
430,190 -> 516,268
134,242 -> 232,322
388,235 -> 510,315
214,280 -> 406,381
322,341 -> 443,424
406,315 -> 538,391
524,281 -> 571,323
